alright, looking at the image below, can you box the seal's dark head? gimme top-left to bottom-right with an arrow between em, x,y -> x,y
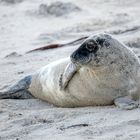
70,38 -> 98,65
70,33 -> 116,67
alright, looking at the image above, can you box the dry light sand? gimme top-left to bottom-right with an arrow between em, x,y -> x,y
0,0 -> 140,139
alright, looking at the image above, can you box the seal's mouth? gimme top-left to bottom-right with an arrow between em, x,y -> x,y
70,55 -> 93,66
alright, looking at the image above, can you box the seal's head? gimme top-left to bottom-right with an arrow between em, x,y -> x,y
70,33 -> 121,68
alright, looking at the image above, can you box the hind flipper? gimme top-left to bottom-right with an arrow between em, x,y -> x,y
0,76 -> 34,99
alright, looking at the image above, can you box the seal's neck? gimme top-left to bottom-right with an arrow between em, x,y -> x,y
85,65 -> 110,73
81,66 -> 111,79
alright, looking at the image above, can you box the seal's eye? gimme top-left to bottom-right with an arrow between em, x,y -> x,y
86,41 -> 98,52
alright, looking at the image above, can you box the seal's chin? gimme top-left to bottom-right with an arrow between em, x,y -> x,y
71,56 -> 92,66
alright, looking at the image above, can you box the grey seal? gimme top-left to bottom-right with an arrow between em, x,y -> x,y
1,33 -> 140,109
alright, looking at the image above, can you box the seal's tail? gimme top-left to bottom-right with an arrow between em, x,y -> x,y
0,76 -> 34,99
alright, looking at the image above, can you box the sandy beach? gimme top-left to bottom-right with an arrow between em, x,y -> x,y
0,0 -> 140,139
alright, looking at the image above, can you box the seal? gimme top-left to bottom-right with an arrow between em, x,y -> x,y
1,33 -> 140,109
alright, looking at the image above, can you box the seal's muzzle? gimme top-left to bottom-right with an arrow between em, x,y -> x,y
70,39 -> 98,66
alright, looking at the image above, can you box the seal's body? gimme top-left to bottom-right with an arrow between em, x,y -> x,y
1,33 -> 140,109
29,55 -> 140,107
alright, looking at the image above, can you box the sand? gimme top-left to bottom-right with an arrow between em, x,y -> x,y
0,0 -> 140,139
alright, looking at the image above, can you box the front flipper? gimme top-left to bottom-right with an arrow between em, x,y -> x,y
114,97 -> 138,110
59,62 -> 80,90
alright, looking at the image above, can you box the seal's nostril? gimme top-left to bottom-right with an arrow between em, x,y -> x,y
70,56 -> 75,63
70,53 -> 77,64
70,54 -> 73,60
70,51 -> 76,60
